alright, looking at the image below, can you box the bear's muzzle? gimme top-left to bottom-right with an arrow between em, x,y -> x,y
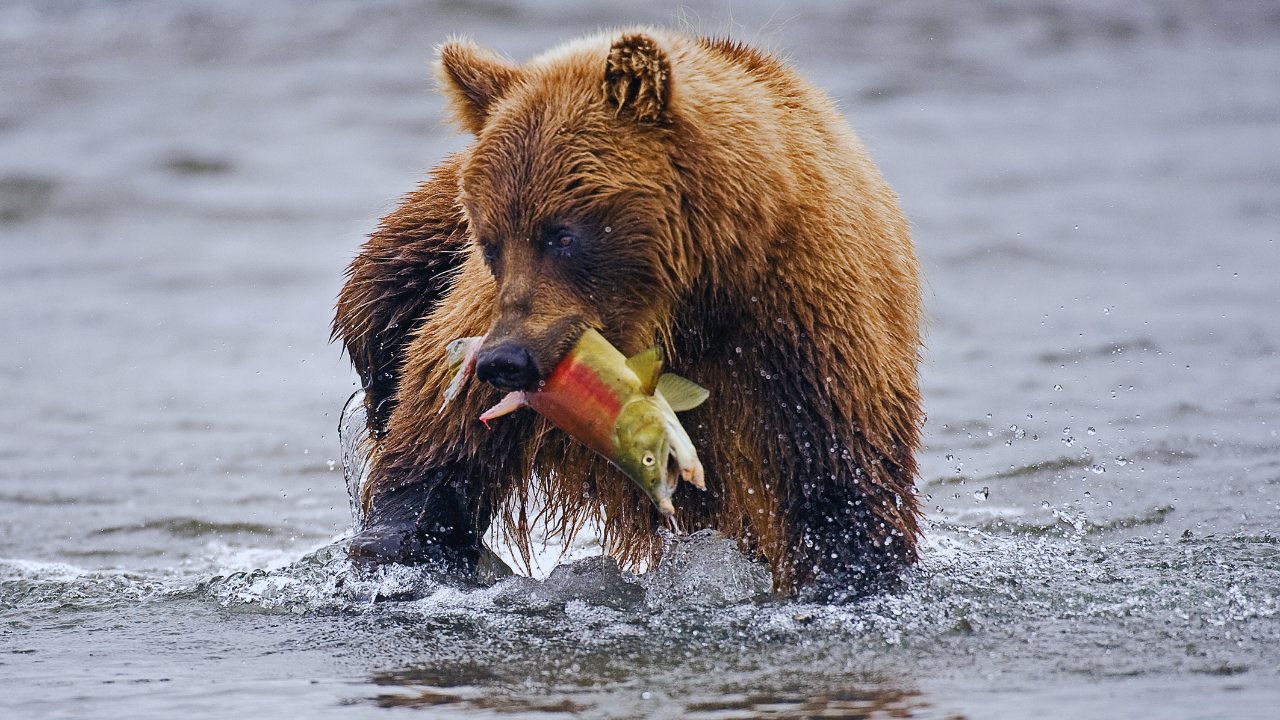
474,341 -> 541,391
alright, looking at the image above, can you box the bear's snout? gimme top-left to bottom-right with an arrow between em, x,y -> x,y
475,342 -> 541,391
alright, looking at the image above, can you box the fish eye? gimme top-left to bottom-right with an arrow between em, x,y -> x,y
642,451 -> 656,467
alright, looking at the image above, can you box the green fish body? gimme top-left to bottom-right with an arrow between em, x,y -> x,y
449,330 -> 708,515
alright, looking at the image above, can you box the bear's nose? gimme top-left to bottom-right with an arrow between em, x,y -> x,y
475,342 -> 540,391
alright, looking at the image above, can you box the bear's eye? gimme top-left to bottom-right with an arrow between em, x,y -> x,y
479,240 -> 498,263
542,225 -> 576,253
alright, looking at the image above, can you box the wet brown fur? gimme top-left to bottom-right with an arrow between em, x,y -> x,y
335,29 -> 923,594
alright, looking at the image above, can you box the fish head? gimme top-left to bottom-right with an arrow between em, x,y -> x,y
613,400 -> 676,515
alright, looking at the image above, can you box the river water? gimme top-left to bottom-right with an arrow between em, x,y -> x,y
2,1 -> 1278,718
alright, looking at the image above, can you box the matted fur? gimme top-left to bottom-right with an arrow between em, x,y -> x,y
334,28 -> 923,594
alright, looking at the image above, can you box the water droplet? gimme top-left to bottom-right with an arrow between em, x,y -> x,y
1091,465 -> 1106,474
1053,384 -> 1063,391
1114,457 -> 1129,466
974,487 -> 989,501
1087,427 -> 1096,435
1062,436 -> 1075,447
604,226 -> 612,233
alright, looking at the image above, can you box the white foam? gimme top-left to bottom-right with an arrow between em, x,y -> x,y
0,557 -> 94,582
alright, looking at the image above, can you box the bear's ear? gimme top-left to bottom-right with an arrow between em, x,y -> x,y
603,33 -> 671,124
436,39 -> 520,135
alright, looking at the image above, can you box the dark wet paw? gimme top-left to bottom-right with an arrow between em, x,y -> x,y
348,523 -> 422,569
350,472 -> 513,586
347,523 -> 512,587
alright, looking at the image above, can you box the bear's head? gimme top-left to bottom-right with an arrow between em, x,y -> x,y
437,33 -> 693,392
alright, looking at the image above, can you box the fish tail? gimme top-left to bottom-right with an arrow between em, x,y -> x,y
439,335 -> 485,414
439,368 -> 469,413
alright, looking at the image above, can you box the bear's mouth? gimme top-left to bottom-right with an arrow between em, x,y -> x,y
475,315 -> 594,392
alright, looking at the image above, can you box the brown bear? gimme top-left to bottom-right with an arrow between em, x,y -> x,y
333,28 -> 923,598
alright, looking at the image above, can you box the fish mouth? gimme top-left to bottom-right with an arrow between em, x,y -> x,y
663,447 -> 705,492
647,457 -> 676,517
651,446 -> 702,518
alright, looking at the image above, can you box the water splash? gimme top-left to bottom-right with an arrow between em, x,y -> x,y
5,528 -> 1278,717
338,388 -> 372,527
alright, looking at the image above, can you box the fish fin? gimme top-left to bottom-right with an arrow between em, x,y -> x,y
625,345 -> 665,394
479,391 -> 527,427
655,373 -> 710,412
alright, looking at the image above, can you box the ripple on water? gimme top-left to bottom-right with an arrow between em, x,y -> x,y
3,529 -> 1277,718
175,530 -> 1280,713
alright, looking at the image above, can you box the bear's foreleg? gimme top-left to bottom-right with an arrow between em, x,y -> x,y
333,155 -> 472,438
788,476 -> 914,602
349,461 -> 515,584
